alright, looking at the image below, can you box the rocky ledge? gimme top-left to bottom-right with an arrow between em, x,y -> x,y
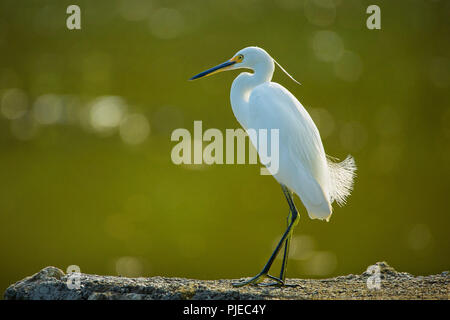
4,262 -> 449,300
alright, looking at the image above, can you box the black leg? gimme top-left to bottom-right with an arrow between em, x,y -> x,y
232,184 -> 299,287
279,185 -> 299,283
279,210 -> 292,282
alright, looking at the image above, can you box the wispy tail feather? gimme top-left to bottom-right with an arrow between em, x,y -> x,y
327,155 -> 356,206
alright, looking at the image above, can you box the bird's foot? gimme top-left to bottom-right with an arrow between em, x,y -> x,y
232,273 -> 284,287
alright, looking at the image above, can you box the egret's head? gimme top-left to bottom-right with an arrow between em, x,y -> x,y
230,46 -> 273,69
189,46 -> 300,84
189,46 -> 272,80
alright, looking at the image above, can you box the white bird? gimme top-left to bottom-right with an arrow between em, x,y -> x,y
190,46 -> 356,286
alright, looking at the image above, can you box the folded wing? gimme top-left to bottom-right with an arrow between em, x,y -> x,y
248,82 -> 333,220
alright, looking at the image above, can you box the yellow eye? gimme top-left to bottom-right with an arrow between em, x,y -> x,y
231,54 -> 244,63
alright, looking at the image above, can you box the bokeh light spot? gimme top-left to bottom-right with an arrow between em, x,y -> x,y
115,256 -> 144,277
312,30 -> 344,62
33,94 -> 64,125
303,251 -> 337,276
290,235 -> 316,261
309,107 -> 335,139
89,96 -> 127,133
120,113 -> 151,145
1,88 -> 28,120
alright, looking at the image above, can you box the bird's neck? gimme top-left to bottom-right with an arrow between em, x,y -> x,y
230,60 -> 274,129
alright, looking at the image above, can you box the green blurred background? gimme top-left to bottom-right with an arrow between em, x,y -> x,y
0,0 -> 449,295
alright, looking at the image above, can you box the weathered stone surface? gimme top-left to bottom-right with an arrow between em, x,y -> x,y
4,262 -> 449,300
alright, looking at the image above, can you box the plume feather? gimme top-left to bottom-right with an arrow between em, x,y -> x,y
327,155 -> 357,206
273,58 -> 301,85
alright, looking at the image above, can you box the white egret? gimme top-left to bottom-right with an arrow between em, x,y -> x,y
190,46 -> 356,286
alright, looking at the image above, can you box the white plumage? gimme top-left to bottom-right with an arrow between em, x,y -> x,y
228,47 -> 356,221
